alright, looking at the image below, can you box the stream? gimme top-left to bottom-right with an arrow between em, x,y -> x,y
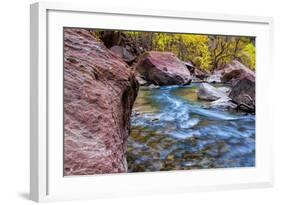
127,83 -> 255,172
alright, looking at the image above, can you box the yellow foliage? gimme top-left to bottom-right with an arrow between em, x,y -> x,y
152,33 -> 212,70
239,43 -> 256,70
93,30 -> 255,71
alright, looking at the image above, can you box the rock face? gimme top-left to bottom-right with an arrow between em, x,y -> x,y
136,51 -> 192,85
220,60 -> 255,84
110,45 -> 136,64
198,83 -> 228,101
63,28 -> 139,176
229,74 -> 255,108
99,31 -> 142,65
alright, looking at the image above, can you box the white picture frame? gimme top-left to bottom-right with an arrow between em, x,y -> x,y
30,1 -> 274,202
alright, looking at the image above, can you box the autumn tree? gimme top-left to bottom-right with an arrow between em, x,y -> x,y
209,36 -> 255,70
151,33 -> 212,70
91,29 -> 255,71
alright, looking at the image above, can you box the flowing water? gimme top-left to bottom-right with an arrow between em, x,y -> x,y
127,83 -> 255,172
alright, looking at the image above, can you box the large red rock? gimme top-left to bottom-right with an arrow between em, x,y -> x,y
136,51 -> 192,85
220,60 -> 255,83
63,29 -> 139,176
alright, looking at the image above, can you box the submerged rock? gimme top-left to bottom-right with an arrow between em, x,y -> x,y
208,97 -> 237,110
63,28 -> 139,176
147,84 -> 160,89
217,87 -> 231,95
136,51 -> 192,85
197,83 -> 227,101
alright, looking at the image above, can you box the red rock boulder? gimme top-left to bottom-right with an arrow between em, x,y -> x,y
220,60 -> 255,83
136,51 -> 192,85
229,74 -> 255,109
63,28 -> 139,176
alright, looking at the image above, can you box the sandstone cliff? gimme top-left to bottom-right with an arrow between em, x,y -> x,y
63,28 -> 139,176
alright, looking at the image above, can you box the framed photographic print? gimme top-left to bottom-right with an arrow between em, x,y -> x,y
30,2 -> 274,202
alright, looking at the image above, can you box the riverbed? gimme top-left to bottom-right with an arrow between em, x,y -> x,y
127,83 -> 255,172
